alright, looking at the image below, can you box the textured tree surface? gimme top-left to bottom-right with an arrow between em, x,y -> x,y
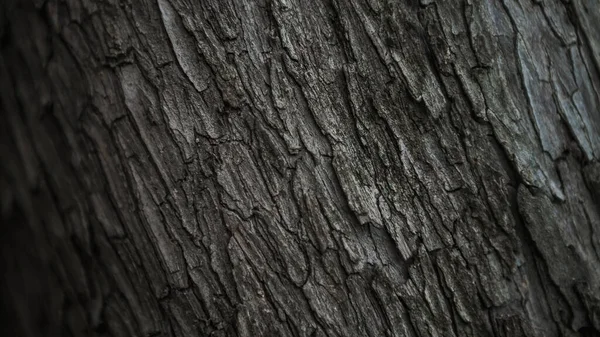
1,0 -> 600,336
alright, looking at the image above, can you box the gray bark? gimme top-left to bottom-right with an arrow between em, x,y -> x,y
1,0 -> 600,336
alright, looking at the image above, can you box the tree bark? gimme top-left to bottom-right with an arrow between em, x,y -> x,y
1,0 -> 600,336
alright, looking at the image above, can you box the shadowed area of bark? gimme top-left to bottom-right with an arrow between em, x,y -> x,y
1,0 -> 600,336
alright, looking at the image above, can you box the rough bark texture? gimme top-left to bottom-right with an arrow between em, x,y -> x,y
1,0 -> 600,336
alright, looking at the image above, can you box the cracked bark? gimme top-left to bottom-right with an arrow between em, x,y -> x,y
1,0 -> 600,336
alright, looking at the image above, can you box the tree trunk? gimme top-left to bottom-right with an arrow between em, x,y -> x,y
1,0 -> 600,336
